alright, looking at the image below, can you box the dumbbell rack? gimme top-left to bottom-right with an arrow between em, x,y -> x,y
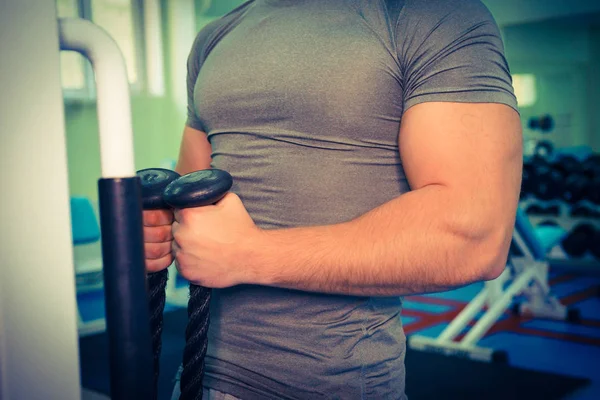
519,197 -> 600,274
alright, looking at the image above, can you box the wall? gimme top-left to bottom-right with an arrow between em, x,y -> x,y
65,0 -> 187,201
65,1 -> 600,202
502,19 -> 598,152
64,95 -> 182,200
64,0 -> 246,201
588,25 -> 600,150
482,0 -> 600,27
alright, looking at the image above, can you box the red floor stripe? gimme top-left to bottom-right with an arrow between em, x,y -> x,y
511,326 -> 600,346
402,279 -> 600,347
581,320 -> 600,328
549,273 -> 578,286
561,286 -> 600,306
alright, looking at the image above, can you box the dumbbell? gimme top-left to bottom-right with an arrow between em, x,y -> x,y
582,154 -> 600,179
590,229 -> 600,261
521,160 -> 534,199
550,156 -> 589,204
582,155 -> 600,205
561,224 -> 596,258
537,220 -> 560,227
570,205 -> 599,219
529,115 -> 554,133
553,155 -> 582,177
137,168 -> 233,400
137,168 -> 181,399
525,203 -> 560,217
528,155 -> 564,201
533,140 -> 554,159
562,172 -> 590,204
586,177 -> 600,205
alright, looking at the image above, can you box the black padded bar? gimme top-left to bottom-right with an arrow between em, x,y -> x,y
98,177 -> 154,400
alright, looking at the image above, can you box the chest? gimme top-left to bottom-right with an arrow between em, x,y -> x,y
194,3 -> 405,138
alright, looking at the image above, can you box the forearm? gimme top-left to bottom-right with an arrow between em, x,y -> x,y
247,185 -> 512,297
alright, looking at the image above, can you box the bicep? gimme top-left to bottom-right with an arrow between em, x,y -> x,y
399,102 -> 522,225
175,125 -> 213,175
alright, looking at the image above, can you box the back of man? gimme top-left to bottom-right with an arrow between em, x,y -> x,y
179,0 -> 517,398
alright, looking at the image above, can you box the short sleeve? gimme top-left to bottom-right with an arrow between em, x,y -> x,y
185,2 -> 255,131
185,24 -> 217,132
185,47 -> 205,131
397,0 -> 518,112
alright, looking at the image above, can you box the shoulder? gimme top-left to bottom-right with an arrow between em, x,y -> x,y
188,1 -> 255,67
395,0 -> 503,61
397,0 -> 498,32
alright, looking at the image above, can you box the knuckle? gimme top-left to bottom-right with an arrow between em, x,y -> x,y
146,258 -> 166,273
178,209 -> 192,222
146,242 -> 169,259
174,251 -> 185,265
172,229 -> 187,245
144,225 -> 172,243
158,226 -> 172,242
174,255 -> 193,278
144,209 -> 173,226
143,210 -> 160,226
145,244 -> 159,259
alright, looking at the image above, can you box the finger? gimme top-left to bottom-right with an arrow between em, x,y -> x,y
173,206 -> 215,223
171,224 -> 192,250
173,209 -> 181,224
215,192 -> 240,207
143,209 -> 174,227
171,237 -> 180,254
145,241 -> 172,260
171,221 -> 180,239
144,225 -> 173,243
173,209 -> 186,223
145,254 -> 173,273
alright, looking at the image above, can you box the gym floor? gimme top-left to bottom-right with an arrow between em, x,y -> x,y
402,271 -> 600,399
78,267 -> 600,399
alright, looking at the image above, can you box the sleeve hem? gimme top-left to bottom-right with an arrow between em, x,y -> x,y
185,118 -> 206,132
404,91 -> 520,115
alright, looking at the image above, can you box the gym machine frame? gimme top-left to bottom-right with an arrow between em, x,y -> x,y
408,214 -> 571,363
59,18 -> 154,399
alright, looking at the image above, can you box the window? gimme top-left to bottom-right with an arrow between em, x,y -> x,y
57,0 -> 145,99
512,74 -> 537,108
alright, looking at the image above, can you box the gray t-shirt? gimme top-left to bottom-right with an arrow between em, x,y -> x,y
185,0 -> 517,399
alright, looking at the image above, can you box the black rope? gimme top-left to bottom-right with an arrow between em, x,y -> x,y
147,269 -> 169,400
140,168 -> 227,400
179,284 -> 211,400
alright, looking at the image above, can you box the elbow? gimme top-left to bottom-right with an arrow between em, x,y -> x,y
451,223 -> 513,286
469,230 -> 512,283
479,247 -> 509,281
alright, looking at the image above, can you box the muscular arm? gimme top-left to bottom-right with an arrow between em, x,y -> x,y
175,125 -> 212,175
248,102 -> 522,296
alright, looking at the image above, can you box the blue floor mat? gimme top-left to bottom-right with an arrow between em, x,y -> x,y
422,282 -> 484,302
480,332 -> 600,380
574,298 -> 600,320
522,319 -> 600,338
550,277 -> 600,297
401,300 -> 454,314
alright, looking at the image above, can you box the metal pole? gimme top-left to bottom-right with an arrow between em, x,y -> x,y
59,18 -> 153,400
